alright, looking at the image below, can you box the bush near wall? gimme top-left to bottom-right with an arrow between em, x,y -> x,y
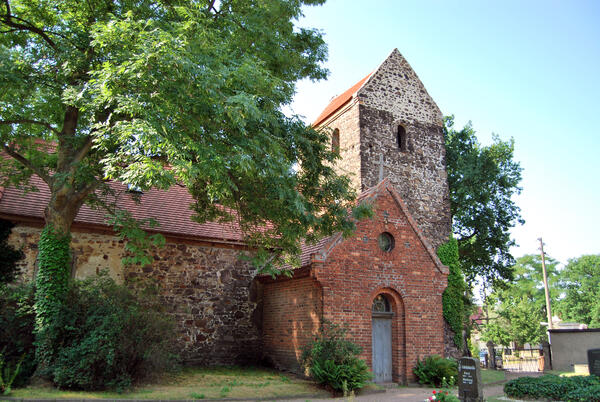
413,355 -> 458,387
504,374 -> 600,401
43,273 -> 179,390
2,273 -> 179,392
0,283 -> 37,388
301,321 -> 372,394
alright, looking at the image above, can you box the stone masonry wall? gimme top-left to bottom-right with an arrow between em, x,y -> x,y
358,49 -> 443,127
8,224 -> 261,365
320,101 -> 363,194
356,49 -> 450,249
359,105 -> 451,249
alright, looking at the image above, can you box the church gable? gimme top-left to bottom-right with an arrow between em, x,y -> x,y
313,179 -> 447,283
357,48 -> 443,126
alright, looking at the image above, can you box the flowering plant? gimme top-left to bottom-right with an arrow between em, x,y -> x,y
426,389 -> 460,401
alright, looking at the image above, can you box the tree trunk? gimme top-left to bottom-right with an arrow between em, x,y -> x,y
34,186 -> 87,370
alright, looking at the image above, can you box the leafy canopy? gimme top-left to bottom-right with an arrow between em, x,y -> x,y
0,0 -> 366,273
481,254 -> 559,346
555,254 -> 600,327
444,116 -> 524,286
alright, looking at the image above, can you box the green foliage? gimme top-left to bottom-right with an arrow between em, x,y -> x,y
34,225 -> 71,368
0,219 -> 24,284
413,355 -> 458,387
443,116 -> 523,285
0,0 -> 362,276
108,210 -> 165,267
301,321 -> 371,393
40,273 -> 178,391
482,254 -> 559,347
556,255 -> 600,327
438,237 -> 465,349
503,374 -> 600,401
0,283 -> 36,388
0,353 -> 23,395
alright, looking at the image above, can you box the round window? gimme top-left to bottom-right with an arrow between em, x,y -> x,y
378,232 -> 395,252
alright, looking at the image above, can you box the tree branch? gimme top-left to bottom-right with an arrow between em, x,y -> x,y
69,135 -> 93,168
1,0 -> 57,50
457,229 -> 478,243
3,144 -> 51,184
0,119 -> 60,135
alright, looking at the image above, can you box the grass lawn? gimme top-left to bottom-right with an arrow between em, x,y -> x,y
481,369 -> 506,384
9,366 -> 330,400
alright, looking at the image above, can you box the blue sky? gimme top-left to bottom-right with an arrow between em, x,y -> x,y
289,0 -> 600,265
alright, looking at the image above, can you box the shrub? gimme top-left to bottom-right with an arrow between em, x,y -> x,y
42,272 -> 179,390
0,283 -> 37,387
503,374 -> 600,401
565,384 -> 600,402
413,355 -> 458,387
301,321 -> 372,394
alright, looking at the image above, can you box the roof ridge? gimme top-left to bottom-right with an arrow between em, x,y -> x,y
312,71 -> 373,126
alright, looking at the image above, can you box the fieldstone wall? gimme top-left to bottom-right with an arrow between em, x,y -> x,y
8,224 -> 261,365
319,100 -> 363,193
317,49 -> 450,249
359,105 -> 450,249
358,49 -> 443,127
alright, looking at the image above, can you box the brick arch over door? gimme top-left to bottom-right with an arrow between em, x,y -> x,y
365,286 -> 406,384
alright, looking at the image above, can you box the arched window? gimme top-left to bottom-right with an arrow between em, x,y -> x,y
397,125 -> 407,152
332,128 -> 340,155
372,294 -> 392,314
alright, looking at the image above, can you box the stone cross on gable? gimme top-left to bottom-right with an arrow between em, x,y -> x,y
378,154 -> 384,182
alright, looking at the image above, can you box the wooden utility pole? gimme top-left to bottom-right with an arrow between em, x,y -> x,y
538,237 -> 553,329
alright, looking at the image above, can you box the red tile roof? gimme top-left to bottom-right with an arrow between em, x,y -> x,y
0,175 -> 245,243
312,73 -> 372,127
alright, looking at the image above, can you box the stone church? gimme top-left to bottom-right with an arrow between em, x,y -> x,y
1,49 -> 451,384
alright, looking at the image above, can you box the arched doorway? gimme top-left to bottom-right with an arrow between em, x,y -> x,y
372,294 -> 393,382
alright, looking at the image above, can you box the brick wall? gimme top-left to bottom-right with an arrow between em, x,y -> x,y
8,224 -> 261,365
260,276 -> 322,373
313,185 -> 447,383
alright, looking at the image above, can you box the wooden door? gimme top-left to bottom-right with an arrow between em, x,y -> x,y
372,317 -> 392,382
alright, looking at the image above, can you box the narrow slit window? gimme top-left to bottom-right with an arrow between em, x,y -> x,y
332,128 -> 340,155
397,125 -> 407,152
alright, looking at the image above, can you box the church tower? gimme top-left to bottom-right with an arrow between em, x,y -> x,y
313,49 -> 451,248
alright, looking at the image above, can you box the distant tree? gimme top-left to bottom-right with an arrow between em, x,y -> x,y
0,219 -> 24,283
481,254 -> 559,346
444,116 -> 524,286
556,255 -> 600,327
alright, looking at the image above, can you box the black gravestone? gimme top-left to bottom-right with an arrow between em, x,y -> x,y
458,357 -> 483,402
588,349 -> 600,377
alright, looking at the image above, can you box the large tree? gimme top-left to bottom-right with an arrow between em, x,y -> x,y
556,255 -> 600,327
444,116 -> 524,286
0,0 -> 367,363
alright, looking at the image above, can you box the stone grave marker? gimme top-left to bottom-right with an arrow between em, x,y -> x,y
458,357 -> 483,402
588,348 -> 600,377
